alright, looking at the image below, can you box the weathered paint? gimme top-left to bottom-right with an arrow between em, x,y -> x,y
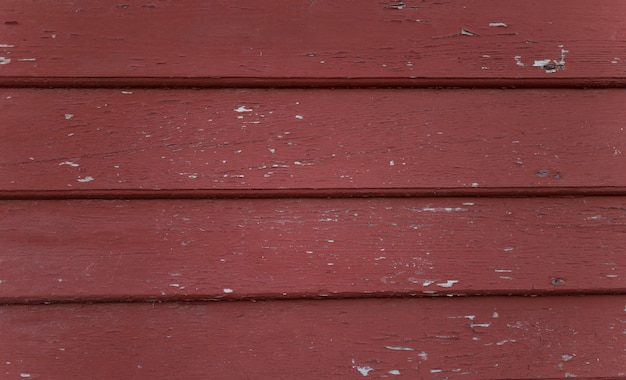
1,1 -> 625,378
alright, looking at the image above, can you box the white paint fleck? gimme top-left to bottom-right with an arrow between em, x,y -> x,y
295,115 -> 304,119
417,351 -> 428,360
20,374 -> 31,378
502,247 -> 514,252
327,239 -> 334,243
422,280 -> 435,286
59,161 -> 79,167
470,322 -> 492,328
494,269 -> 512,273
77,176 -> 94,183
561,354 -> 574,362
514,55 -> 525,67
268,148 -> 275,154
462,202 -> 475,206
0,44 -> 15,48
385,346 -> 414,351
17,58 -> 37,61
169,284 -> 180,287
565,373 -> 577,378
234,106 -> 252,113
0,57 -> 12,64
496,339 -> 516,345
499,276 -> 513,280
489,22 -> 508,27
65,113 -> 74,119
436,280 -> 459,288
430,369 -> 443,373
471,182 -> 479,188
388,370 -> 401,375
421,207 -> 468,212
389,160 -> 395,166
223,288 -> 233,293
492,311 -> 499,318
121,91 -> 133,94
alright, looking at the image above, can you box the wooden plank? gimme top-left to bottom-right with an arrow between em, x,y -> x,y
2,88 -> 626,196
1,197 -> 624,303
1,296 -> 624,379
1,0 -> 626,86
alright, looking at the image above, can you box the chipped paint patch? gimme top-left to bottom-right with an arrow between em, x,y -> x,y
417,351 -> 428,360
234,106 -> 252,113
65,113 -> 74,119
489,22 -> 508,27
0,57 -> 11,65
77,176 -> 94,183
223,288 -> 233,293
514,56 -> 525,67
0,44 -> 16,48
436,280 -> 458,288
388,370 -> 401,375
352,359 -> 374,377
59,161 -> 79,167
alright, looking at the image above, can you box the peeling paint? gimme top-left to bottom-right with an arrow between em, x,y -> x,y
223,288 -> 233,293
388,369 -> 401,375
0,57 -> 11,65
59,161 -> 79,167
77,176 -> 94,183
489,22 -> 508,27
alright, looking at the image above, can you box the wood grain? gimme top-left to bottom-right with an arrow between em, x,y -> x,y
2,88 -> 626,196
1,0 -> 625,86
2,197 -> 624,303
1,296 -> 624,379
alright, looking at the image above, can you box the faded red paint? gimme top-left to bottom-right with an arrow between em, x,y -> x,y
1,1 -> 625,379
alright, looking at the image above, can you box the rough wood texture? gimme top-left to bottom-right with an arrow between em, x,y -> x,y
1,197 -> 624,303
1,0 -> 625,86
1,296 -> 625,379
2,88 -> 625,196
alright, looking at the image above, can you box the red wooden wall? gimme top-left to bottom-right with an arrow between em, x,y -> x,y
1,1 -> 625,378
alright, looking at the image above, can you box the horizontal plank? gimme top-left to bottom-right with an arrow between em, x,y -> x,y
0,1 -> 625,86
1,296 -> 624,379
2,88 -> 626,195
1,197 -> 624,303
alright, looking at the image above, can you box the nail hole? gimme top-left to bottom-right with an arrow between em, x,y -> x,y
550,277 -> 566,286
536,169 -> 550,178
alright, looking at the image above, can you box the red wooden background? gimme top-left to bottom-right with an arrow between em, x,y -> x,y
1,1 -> 625,379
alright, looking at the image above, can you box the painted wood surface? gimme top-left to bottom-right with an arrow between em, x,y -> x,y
2,88 -> 626,196
1,296 -> 625,379
1,196 -> 624,303
1,1 -> 626,87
